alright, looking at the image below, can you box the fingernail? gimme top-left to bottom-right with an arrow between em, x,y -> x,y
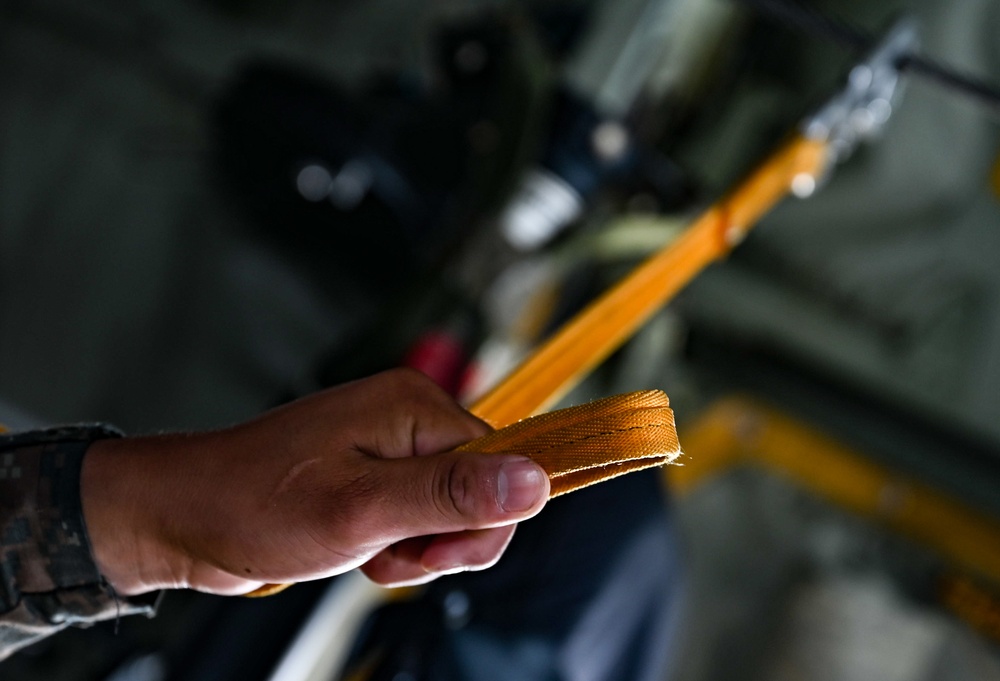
498,459 -> 546,513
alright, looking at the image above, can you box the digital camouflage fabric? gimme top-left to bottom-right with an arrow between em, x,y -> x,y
0,427 -> 159,659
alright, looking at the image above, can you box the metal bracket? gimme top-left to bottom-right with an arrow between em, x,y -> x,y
803,17 -> 919,167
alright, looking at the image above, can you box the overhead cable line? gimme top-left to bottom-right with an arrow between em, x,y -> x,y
737,0 -> 1000,117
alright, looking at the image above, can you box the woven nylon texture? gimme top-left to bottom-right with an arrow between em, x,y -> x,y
458,390 -> 680,497
245,391 -> 679,597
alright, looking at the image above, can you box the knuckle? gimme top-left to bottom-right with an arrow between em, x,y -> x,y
378,369 -> 442,416
381,367 -> 431,395
387,367 -> 453,405
435,457 -> 480,522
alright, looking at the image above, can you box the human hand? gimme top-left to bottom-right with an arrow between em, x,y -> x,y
81,369 -> 549,596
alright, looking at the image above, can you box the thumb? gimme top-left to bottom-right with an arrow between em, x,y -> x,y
374,451 -> 550,540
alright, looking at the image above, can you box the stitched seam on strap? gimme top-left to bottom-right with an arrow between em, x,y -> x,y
515,423 -> 675,459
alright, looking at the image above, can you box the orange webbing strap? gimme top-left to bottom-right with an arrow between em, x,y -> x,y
470,134 -> 829,428
457,390 -> 678,497
246,391 -> 678,597
246,134 -> 827,598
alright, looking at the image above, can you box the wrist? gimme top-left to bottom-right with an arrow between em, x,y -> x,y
81,437 -> 189,595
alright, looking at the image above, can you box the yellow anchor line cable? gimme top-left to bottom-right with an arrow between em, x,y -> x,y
469,133 -> 828,430
246,133 -> 828,598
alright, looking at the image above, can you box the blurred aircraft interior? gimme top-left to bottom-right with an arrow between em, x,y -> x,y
1,0 -> 999,679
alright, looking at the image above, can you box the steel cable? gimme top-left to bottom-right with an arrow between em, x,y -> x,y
736,0 -> 1000,116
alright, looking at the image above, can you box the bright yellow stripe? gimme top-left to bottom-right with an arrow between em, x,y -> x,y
669,397 -> 1000,587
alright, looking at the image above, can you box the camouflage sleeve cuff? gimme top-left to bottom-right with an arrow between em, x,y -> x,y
0,426 -> 161,658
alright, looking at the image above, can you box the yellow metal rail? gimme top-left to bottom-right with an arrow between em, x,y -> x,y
669,397 -> 1000,586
